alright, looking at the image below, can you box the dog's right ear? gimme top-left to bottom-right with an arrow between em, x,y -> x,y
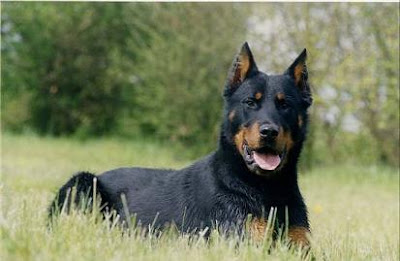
285,49 -> 312,107
224,42 -> 258,96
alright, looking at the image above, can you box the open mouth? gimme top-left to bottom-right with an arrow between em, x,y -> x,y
243,141 -> 285,172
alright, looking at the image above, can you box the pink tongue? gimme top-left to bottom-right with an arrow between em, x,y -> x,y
253,151 -> 281,170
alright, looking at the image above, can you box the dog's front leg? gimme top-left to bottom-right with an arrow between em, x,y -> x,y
288,226 -> 311,247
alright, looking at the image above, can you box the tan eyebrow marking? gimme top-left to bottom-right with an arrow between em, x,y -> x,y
276,92 -> 285,101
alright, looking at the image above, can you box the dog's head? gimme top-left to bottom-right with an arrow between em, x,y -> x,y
223,42 -> 312,176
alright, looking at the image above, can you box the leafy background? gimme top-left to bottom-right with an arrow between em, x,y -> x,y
2,2 -> 399,167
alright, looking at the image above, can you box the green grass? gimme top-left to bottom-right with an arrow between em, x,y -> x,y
1,133 -> 399,260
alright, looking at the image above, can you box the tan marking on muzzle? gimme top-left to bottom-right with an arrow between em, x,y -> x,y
245,122 -> 261,148
234,122 -> 261,154
276,128 -> 294,152
234,129 -> 245,154
255,92 -> 262,100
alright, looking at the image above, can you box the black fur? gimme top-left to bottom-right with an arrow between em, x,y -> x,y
50,43 -> 312,240
49,172 -> 111,216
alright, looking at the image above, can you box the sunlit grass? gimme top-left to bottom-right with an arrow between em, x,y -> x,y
1,134 -> 399,260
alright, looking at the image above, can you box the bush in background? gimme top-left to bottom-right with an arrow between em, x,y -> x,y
1,3 -> 399,167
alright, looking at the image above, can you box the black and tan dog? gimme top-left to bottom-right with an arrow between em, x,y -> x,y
50,42 -> 312,247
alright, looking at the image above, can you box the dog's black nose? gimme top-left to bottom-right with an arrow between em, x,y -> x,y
259,124 -> 279,139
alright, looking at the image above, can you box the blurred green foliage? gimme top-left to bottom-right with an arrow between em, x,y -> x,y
1,3 -> 399,167
247,3 -> 399,168
1,3 -> 247,155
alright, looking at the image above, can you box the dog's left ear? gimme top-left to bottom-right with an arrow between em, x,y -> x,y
224,42 -> 258,96
285,49 -> 312,107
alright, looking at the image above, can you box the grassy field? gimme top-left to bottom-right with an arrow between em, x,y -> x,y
1,134 -> 399,260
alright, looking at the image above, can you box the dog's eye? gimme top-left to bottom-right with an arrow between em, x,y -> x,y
243,98 -> 257,108
277,99 -> 289,109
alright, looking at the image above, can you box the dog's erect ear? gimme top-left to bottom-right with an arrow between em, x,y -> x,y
285,49 -> 312,107
224,42 -> 258,95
